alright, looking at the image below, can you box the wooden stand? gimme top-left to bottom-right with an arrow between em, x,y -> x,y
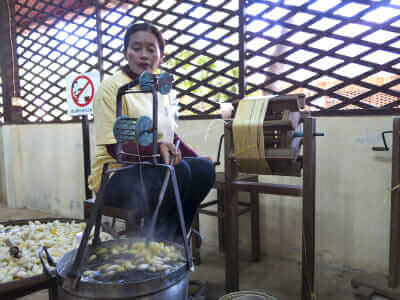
351,117 -> 400,300
223,95 -> 317,300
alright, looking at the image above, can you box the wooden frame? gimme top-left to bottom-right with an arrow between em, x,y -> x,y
223,104 -> 317,300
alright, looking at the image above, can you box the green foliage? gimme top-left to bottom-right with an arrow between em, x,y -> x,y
165,50 -> 240,110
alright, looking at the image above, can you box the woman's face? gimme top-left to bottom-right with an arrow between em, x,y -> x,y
124,30 -> 162,76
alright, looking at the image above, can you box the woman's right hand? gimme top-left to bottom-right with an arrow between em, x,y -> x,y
160,143 -> 182,165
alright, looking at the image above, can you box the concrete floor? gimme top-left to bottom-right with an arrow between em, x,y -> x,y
0,205 -> 390,300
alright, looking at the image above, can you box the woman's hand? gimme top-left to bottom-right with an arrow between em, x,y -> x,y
160,143 -> 182,165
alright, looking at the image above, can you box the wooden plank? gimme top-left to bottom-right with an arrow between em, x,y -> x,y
265,148 -> 297,160
301,117 -> 316,300
217,188 -> 225,252
233,180 -> 302,196
230,149 -> 298,161
250,189 -> 260,262
268,95 -> 303,112
224,121 -> 240,292
0,0 -> 20,123
269,159 -> 303,177
263,120 -> 295,130
389,117 -> 400,288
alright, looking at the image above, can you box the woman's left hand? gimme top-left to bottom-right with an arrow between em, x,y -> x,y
160,143 -> 182,165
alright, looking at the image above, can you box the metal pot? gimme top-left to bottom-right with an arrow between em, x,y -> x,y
40,238 -> 189,300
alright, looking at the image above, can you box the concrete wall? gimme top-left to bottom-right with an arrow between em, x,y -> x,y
0,123 -> 90,217
0,116 -> 394,274
176,116 -> 392,274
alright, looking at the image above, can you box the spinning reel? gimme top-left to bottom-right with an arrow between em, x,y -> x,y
113,71 -> 173,147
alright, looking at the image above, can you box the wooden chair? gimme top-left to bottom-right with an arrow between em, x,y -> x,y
191,133 -> 261,265
191,172 -> 260,265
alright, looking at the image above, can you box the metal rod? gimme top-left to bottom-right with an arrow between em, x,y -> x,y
170,167 -> 194,271
152,86 -> 159,165
67,163 -> 111,285
147,140 -> 181,242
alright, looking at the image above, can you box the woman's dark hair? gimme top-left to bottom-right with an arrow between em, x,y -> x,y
123,22 -> 165,56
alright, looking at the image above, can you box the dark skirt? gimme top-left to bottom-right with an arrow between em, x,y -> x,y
103,157 -> 216,240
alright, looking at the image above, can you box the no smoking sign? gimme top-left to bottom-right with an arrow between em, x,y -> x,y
66,71 -> 100,116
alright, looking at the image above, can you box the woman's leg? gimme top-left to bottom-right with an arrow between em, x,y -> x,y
101,158 -> 215,241
103,166 -> 163,218
154,160 -> 192,239
157,157 -> 216,240
179,157 -> 216,232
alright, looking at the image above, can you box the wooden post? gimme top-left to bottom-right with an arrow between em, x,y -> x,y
302,117 -> 316,300
217,188 -> 225,252
81,115 -> 92,200
95,0 -> 104,80
224,121 -> 240,292
389,117 -> 400,288
251,187 -> 260,262
238,0 -> 246,100
0,0 -> 22,123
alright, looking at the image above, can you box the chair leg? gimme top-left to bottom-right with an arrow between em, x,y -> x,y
48,283 -> 58,300
217,188 -> 225,252
84,204 -> 91,220
125,213 -> 139,235
250,191 -> 260,262
192,210 -> 201,265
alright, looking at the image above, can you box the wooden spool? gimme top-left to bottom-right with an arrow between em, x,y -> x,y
231,94 -> 308,177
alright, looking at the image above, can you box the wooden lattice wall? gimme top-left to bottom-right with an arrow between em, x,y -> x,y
246,0 -> 400,115
0,0 -> 399,124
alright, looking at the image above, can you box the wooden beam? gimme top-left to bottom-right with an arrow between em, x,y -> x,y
0,0 -> 21,123
302,117 -> 316,300
233,180 -> 302,197
224,121 -> 240,292
389,117 -> 400,288
238,0 -> 246,100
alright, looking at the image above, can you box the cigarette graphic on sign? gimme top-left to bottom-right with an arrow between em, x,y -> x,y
71,75 -> 94,106
66,71 -> 100,116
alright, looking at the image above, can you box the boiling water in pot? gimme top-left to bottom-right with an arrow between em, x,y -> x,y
80,238 -> 185,283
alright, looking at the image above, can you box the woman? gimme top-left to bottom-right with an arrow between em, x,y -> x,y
88,22 -> 216,242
